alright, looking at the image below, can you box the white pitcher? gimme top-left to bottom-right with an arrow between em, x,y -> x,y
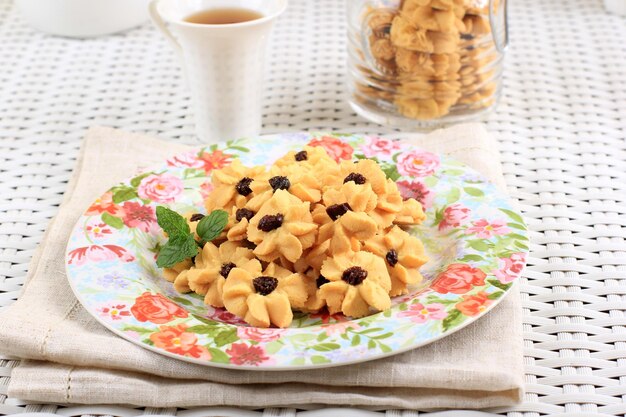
149,0 -> 287,143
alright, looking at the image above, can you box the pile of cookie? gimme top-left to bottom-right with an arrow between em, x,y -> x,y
163,146 -> 428,328
360,0 -> 498,120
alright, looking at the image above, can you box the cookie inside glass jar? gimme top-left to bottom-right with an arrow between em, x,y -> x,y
350,0 -> 506,126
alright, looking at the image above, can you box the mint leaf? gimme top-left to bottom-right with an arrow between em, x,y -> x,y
196,209 -> 228,243
156,234 -> 198,268
156,206 -> 190,237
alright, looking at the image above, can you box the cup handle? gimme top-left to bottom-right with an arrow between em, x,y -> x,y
149,0 -> 182,55
489,0 -> 509,53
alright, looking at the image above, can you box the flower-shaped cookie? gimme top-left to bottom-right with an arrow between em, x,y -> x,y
369,179 -> 404,229
264,261 -> 309,310
204,159 -> 265,212
400,2 -> 465,34
273,145 -> 338,172
225,206 -> 256,241
394,197 -> 426,225
300,269 -> 328,313
247,165 -> 323,211
324,160 -> 402,229
326,159 -> 388,195
396,48 -> 461,78
186,240 -> 255,308
164,259 -> 193,293
222,259 -> 308,327
318,182 -> 379,254
319,251 -> 391,318
363,226 -> 428,296
390,15 -> 459,54
293,239 -> 330,273
247,189 -> 317,262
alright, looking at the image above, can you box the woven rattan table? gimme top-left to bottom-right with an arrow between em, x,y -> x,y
1,0 -> 625,415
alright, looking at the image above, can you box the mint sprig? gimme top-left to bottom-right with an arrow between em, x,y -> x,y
197,209 -> 229,244
156,206 -> 190,237
156,235 -> 198,268
155,206 -> 228,268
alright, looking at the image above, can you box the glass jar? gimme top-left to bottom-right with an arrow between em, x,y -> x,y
347,0 -> 508,129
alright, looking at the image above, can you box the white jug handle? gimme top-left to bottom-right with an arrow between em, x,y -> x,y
149,0 -> 183,55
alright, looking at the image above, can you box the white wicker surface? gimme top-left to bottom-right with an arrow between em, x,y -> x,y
1,0 -> 625,415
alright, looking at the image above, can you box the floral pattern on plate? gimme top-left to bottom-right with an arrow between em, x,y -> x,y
65,132 -> 529,370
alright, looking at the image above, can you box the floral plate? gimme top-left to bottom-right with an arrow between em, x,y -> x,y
65,132 -> 528,370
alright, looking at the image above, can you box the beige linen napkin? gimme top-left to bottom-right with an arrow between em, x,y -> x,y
0,125 -> 524,410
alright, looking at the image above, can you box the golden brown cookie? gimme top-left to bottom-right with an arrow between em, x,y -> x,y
402,5 -> 462,33
320,251 -> 392,318
272,145 -> 338,174
204,159 -> 265,212
318,182 -> 379,254
369,179 -> 404,228
394,197 -> 427,225
225,206 -> 255,241
221,259 -> 308,328
247,189 -> 317,262
396,48 -> 461,78
300,269 -> 327,313
185,240 -> 255,308
325,158 -> 389,195
390,15 -> 434,53
363,226 -> 428,296
247,165 -> 323,211
163,258 -> 192,283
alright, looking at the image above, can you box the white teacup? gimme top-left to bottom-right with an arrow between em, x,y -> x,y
149,0 -> 287,143
16,0 -> 150,38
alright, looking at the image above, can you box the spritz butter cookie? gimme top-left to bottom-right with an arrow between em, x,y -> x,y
320,251 -> 392,318
363,226 -> 428,296
159,141 -> 429,327
247,189 -> 317,262
222,259 -> 308,328
186,240 -> 255,308
204,159 -> 265,212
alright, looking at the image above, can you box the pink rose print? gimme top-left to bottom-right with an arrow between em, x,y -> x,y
137,173 -> 184,203
396,179 -> 435,209
166,151 -> 205,168
200,181 -> 214,199
121,201 -> 157,233
308,136 -> 353,162
466,219 -> 511,239
237,327 -> 285,342
431,263 -> 486,294
493,252 -> 526,283
68,245 -> 135,266
360,136 -> 401,158
396,149 -> 440,177
322,321 -> 361,336
226,343 -> 270,366
398,303 -> 448,323
86,222 -> 112,239
98,304 -> 131,321
438,203 -> 471,230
